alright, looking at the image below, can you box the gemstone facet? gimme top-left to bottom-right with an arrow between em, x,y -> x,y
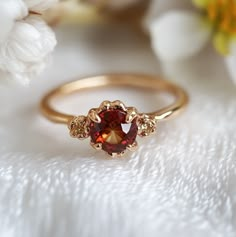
90,109 -> 138,156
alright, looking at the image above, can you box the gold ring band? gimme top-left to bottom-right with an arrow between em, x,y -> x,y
40,74 -> 188,157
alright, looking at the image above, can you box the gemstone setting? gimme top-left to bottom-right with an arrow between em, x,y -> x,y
68,100 -> 157,157
90,108 -> 138,156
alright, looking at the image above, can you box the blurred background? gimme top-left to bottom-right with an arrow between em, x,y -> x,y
0,1 -> 236,237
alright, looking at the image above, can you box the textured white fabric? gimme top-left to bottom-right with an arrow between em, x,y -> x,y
0,25 -> 236,237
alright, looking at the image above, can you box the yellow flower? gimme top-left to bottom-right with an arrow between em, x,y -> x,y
193,0 -> 236,55
148,0 -> 236,83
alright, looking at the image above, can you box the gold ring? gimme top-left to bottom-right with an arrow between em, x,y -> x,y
40,74 -> 189,157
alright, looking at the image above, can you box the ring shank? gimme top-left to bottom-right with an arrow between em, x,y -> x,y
40,74 -> 189,124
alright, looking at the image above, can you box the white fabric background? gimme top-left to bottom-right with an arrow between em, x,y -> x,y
0,24 -> 236,237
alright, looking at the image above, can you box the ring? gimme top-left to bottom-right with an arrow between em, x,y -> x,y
40,74 -> 188,157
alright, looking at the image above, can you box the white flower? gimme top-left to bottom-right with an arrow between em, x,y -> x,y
0,0 -> 58,85
0,0 -> 28,43
150,11 -> 212,61
147,0 -> 236,84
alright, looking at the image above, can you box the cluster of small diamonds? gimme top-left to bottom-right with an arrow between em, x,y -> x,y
68,116 -> 90,139
137,114 -> 157,137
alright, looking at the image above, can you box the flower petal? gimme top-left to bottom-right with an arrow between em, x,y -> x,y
0,0 -> 28,43
150,10 -> 212,61
225,42 -> 236,84
0,16 -> 56,85
145,0 -> 194,28
0,0 -> 27,20
0,11 -> 14,44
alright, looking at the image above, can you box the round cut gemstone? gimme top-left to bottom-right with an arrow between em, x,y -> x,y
90,109 -> 138,155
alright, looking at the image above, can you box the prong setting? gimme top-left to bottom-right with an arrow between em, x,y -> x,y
89,100 -> 139,157
125,107 -> 138,123
99,100 -> 111,111
117,151 -> 126,158
90,142 -> 102,150
88,109 -> 101,123
127,141 -> 138,151
111,100 -> 127,111
109,151 -> 126,158
110,153 -> 117,158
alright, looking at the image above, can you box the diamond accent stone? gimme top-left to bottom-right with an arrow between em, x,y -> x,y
68,116 -> 90,139
137,115 -> 157,137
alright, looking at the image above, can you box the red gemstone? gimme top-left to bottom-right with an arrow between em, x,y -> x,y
90,109 -> 138,155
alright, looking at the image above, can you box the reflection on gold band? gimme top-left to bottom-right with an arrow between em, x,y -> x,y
40,74 -> 189,124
